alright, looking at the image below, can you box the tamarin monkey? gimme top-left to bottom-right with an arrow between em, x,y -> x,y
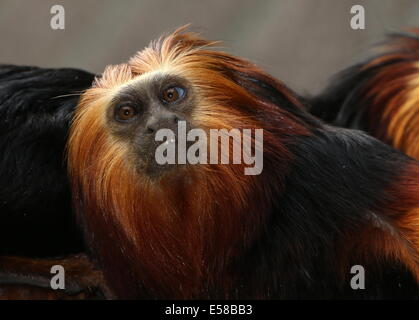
310,29 -> 419,160
68,27 -> 419,299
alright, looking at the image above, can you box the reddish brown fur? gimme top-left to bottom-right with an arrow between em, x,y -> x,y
359,29 -> 419,159
68,28 -> 419,299
68,27 -> 312,298
0,254 -> 109,299
384,163 -> 419,278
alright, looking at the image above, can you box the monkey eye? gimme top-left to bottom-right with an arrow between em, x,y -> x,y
115,104 -> 138,122
161,86 -> 185,104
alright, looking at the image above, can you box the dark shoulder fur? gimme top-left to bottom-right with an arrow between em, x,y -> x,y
237,128 -> 418,298
0,65 -> 95,257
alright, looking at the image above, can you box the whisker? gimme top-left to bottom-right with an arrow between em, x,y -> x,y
50,92 -> 85,99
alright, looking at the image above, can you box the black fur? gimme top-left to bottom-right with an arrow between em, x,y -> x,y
1,64 -> 417,299
236,128 -> 418,299
308,62 -> 377,131
0,65 -> 94,257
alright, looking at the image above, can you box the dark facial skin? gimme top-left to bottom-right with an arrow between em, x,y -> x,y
106,73 -> 195,176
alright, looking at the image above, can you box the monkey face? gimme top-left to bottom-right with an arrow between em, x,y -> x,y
106,73 -> 194,176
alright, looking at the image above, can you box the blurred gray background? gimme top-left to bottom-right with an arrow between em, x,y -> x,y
1,0 -> 419,95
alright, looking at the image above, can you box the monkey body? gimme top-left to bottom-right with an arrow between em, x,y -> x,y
0,34 -> 417,300
68,29 -> 419,299
252,127 -> 419,299
0,33 -> 417,299
0,65 -> 94,257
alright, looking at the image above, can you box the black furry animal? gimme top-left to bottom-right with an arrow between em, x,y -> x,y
0,65 -> 94,257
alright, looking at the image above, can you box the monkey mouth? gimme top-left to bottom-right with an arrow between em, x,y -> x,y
140,161 -> 189,181
136,137 -> 189,178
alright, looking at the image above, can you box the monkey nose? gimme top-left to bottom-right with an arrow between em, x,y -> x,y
145,113 -> 180,134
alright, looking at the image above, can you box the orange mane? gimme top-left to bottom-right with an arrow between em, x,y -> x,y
68,27 -> 314,298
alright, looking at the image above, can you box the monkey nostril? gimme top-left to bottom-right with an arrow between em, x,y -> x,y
145,114 -> 181,134
145,117 -> 158,134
